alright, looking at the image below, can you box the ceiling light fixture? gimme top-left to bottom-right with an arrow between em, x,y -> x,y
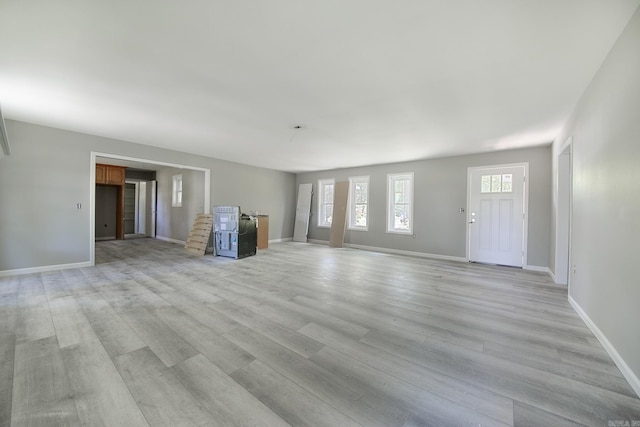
290,125 -> 304,143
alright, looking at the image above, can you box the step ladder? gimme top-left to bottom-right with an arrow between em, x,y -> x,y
184,214 -> 213,256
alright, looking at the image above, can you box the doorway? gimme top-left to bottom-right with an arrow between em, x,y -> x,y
90,152 -> 211,266
95,185 -> 118,240
555,139 -> 572,285
123,180 -> 157,238
467,163 -> 528,267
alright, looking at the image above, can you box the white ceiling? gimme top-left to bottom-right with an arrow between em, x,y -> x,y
1,1 -> 638,173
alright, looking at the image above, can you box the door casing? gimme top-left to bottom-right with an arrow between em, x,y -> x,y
90,152 -> 210,265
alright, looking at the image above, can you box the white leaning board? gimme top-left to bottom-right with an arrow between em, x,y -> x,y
293,183 -> 313,242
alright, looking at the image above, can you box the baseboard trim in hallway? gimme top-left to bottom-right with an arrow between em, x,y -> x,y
569,295 -> 640,399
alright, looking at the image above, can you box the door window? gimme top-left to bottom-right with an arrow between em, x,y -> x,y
481,174 -> 513,193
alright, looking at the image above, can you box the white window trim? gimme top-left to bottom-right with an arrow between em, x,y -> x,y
172,174 -> 183,207
317,178 -> 335,228
387,172 -> 414,235
348,176 -> 369,231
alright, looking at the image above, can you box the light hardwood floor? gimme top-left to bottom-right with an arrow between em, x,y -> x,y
1,239 -> 639,426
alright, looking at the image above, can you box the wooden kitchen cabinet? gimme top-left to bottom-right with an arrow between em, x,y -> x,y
96,164 -> 125,185
106,166 -> 125,185
96,164 -> 106,184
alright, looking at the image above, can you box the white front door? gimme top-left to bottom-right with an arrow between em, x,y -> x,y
468,164 -> 527,267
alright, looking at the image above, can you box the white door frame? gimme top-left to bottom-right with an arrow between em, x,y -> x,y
466,162 -> 529,266
150,180 -> 157,238
90,152 -> 211,266
555,137 -> 573,285
137,181 -> 147,235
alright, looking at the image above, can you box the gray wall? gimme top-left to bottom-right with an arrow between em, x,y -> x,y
297,145 -> 551,268
156,167 -> 205,242
208,160 -> 296,237
0,120 -> 296,272
551,6 -> 640,386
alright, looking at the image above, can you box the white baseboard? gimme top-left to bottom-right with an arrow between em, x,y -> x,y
308,239 -> 467,263
523,265 -> 552,276
269,237 -> 293,243
346,243 -> 468,262
309,240 -> 548,271
569,295 -> 640,398
0,261 -> 93,277
548,269 -> 569,285
155,235 -> 186,245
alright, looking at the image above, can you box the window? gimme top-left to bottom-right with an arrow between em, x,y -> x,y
387,172 -> 413,234
317,178 -> 334,227
348,176 -> 369,230
480,173 -> 513,193
172,174 -> 183,207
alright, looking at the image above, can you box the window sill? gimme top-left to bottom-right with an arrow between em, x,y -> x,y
386,230 -> 413,235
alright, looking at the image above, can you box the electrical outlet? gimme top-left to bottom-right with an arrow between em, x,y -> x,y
572,265 -> 577,274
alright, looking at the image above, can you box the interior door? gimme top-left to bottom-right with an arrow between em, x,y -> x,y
293,183 -> 313,242
468,164 -> 526,267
